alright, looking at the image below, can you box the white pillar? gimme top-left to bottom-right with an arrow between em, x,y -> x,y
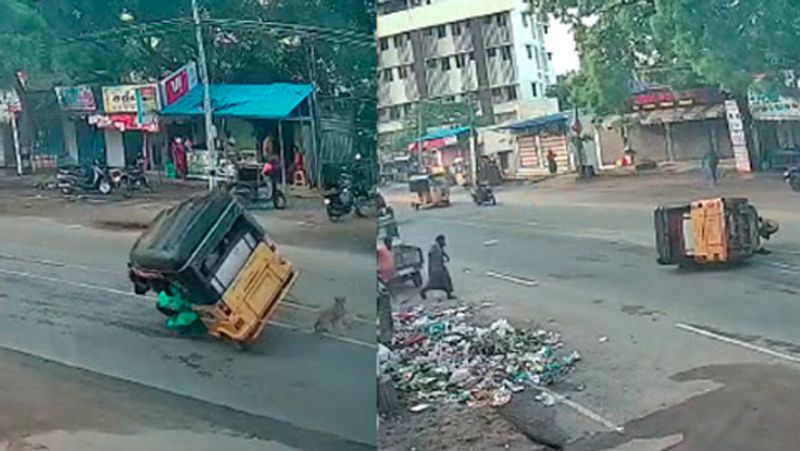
62,118 -> 78,164
104,129 -> 125,167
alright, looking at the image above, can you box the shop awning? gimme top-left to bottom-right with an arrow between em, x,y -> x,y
604,103 -> 726,128
499,112 -> 571,134
408,126 -> 470,152
161,83 -> 314,119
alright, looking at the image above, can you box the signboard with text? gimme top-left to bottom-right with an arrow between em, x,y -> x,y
103,84 -> 161,113
55,85 -> 97,112
632,88 -> 723,111
160,62 -> 198,107
747,89 -> 800,121
725,100 -> 752,173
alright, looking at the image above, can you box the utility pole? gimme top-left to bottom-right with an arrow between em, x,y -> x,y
192,0 -> 216,190
416,101 -> 424,170
467,94 -> 478,187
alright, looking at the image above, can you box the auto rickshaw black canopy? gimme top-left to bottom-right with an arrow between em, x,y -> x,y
129,192 -> 241,272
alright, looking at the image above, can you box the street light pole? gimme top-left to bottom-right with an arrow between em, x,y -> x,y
467,94 -> 478,187
191,0 -> 216,190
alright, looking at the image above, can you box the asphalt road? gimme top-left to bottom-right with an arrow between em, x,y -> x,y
0,208 -> 376,450
387,178 -> 800,451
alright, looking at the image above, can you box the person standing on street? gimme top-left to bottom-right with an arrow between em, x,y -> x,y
547,149 -> 558,174
377,237 -> 394,286
421,234 -> 456,300
171,137 -> 188,180
703,148 -> 719,187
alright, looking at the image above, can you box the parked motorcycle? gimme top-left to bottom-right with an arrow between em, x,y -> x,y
324,172 -> 358,222
471,182 -> 496,206
57,161 -> 113,195
784,167 -> 800,192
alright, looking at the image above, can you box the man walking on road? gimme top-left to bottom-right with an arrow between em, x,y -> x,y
421,234 -> 456,300
703,148 -> 719,187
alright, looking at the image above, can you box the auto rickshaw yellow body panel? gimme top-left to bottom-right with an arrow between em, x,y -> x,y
199,242 -> 298,342
690,198 -> 729,263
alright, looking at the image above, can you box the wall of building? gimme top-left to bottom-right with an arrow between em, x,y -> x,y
598,119 -> 734,166
104,129 -> 125,167
62,118 -> 79,164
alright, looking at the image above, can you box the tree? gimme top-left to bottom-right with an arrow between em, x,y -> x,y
531,0 -> 800,114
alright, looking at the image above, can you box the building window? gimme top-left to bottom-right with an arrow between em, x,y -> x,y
445,95 -> 456,102
390,106 -> 401,121
543,25 -> 549,34
441,57 -> 451,71
501,46 -> 512,61
398,66 -> 408,79
383,69 -> 394,82
393,35 -> 404,48
426,59 -> 437,69
424,28 -> 434,37
547,52 -> 553,61
451,22 -> 462,36
437,25 -> 447,39
526,45 -> 533,59
507,86 -> 517,100
496,13 -> 507,27
487,48 -> 497,58
455,54 -> 466,68
379,38 -> 389,51
469,52 -> 476,61
522,13 -> 529,27
483,15 -> 492,25
534,47 -> 540,65
531,83 -> 538,97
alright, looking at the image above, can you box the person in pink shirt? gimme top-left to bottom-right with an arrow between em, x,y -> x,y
377,237 -> 394,286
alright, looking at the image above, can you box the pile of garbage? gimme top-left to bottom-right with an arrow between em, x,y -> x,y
379,303 -> 580,410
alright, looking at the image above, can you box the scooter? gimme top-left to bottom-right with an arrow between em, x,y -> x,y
57,161 -> 113,195
324,172 -> 357,222
471,182 -> 496,206
784,167 -> 800,192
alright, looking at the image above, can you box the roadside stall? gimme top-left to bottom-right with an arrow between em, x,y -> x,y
160,83 -> 316,190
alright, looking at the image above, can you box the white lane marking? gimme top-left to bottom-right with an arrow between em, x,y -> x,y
0,252 -> 120,275
675,323 -> 800,364
483,239 -> 500,246
0,253 -> 373,324
485,270 -> 538,287
0,267 -> 375,349
533,384 -> 625,434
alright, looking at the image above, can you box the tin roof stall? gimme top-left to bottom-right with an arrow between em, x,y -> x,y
407,126 -> 471,183
498,112 -> 576,178
160,83 -> 316,189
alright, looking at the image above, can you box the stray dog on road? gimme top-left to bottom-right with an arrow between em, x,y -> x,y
314,296 -> 350,333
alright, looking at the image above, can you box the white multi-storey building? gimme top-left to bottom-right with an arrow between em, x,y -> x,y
377,0 -> 558,149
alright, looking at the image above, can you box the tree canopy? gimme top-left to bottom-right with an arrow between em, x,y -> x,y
0,0 -> 375,99
532,0 -> 800,115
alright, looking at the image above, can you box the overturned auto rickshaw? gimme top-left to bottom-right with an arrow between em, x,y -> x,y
654,197 -> 779,266
409,172 -> 450,210
127,191 -> 298,347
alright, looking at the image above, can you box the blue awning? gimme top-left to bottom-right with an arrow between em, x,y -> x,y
419,126 -> 471,141
500,112 -> 571,134
161,83 -> 314,119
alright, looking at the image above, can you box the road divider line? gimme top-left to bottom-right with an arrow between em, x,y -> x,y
485,270 -> 538,287
533,384 -> 624,434
675,323 -> 800,364
0,267 -> 374,349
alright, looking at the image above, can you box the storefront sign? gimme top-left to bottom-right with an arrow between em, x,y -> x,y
160,62 -> 198,107
725,100 -> 752,173
55,85 -> 97,111
88,113 -> 160,133
103,84 -> 161,113
0,90 -> 21,122
747,90 -> 800,121
632,88 -> 723,111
